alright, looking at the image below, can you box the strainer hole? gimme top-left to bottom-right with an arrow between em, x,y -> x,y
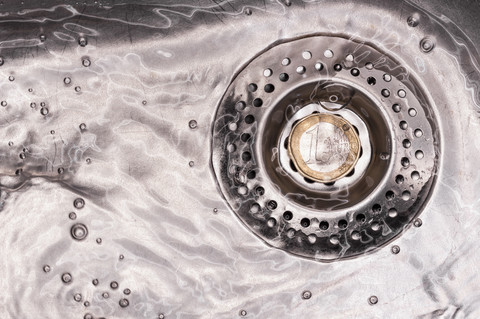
247,170 -> 256,179
279,73 -> 289,82
248,83 -> 257,92
301,218 -> 311,228
356,213 -> 366,223
399,121 -> 408,130
392,104 -> 401,113
242,152 -> 252,162
281,58 -> 290,66
283,211 -> 293,221
302,51 -> 312,60
338,219 -> 348,229
415,150 -> 424,159
401,157 -> 410,168
385,191 -> 395,201
235,101 -> 246,111
411,171 -> 420,180
388,208 -> 398,218
395,175 -> 404,184
372,204 -> 382,213
296,66 -> 306,74
241,133 -> 251,142
250,203 -> 261,214
264,84 -> 275,93
408,108 -> 417,117
367,77 -> 376,85
253,98 -> 263,107
315,62 -> 324,71
414,129 -> 423,137
267,200 -> 277,210
402,191 -> 411,201
244,115 -> 255,124
402,139 -> 411,148
263,68 -> 273,77
323,49 -> 334,58
255,186 -> 265,196
319,221 -> 329,230
351,68 -> 360,76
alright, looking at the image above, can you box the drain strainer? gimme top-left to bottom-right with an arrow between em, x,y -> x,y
211,35 -> 439,261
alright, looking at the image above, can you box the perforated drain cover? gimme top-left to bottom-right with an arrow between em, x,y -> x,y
212,35 -> 439,261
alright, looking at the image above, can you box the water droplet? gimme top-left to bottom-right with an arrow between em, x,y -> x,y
61,272 -> 73,284
142,100 -> 147,105
188,161 -> 194,167
43,265 -> 51,273
74,293 -> 82,302
78,36 -> 88,47
86,158 -> 92,164
74,198 -> 85,209
420,37 -> 435,53
96,238 -> 102,244
8,75 -> 14,81
82,58 -> 91,67
50,130 -> 55,134
407,15 -> 419,27
110,281 -> 119,289
189,120 -> 197,129
1,101 -> 7,107
75,86 -> 82,92
413,218 -> 423,227
84,301 -> 90,307
411,171 -> 420,180
92,279 -> 99,286
244,7 -> 252,15
84,314 -> 93,319
71,223 -> 88,241
119,298 -> 129,308
302,290 -> 312,299
28,88 -> 33,93
58,167 -> 64,174
391,245 -> 400,254
8,141 -> 13,146
19,152 -> 26,160
158,314 -> 165,319
102,292 -> 109,299
39,34 -> 46,42
239,310 -> 247,317
69,212 -> 77,220
79,123 -> 87,131
213,208 -> 218,214
64,77 -> 71,85
368,295 -> 378,305
123,288 -> 131,295
40,107 -> 49,116
119,254 -> 124,260
30,102 -> 36,108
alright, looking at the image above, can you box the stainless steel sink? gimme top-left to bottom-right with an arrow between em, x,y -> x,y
0,1 -> 479,318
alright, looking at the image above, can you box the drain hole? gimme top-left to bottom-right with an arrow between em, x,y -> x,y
392,104 -> 401,113
399,121 -> 408,130
402,191 -> 411,201
283,211 -> 293,221
267,200 -> 277,210
414,129 -> 423,137
395,175 -> 404,184
408,108 -> 417,117
367,77 -> 376,86
301,218 -> 311,228
242,152 -> 252,162
296,66 -> 306,74
247,170 -> 256,179
334,64 -> 342,71
244,115 -> 255,124
315,62 -> 324,71
250,203 -> 261,213
356,213 -> 366,223
324,181 -> 335,187
248,83 -> 257,92
401,157 -> 410,168
324,49 -> 334,58
411,171 -> 420,180
372,204 -> 382,213
235,101 -> 246,111
241,133 -> 251,142
290,160 -> 298,172
279,73 -> 289,82
385,191 -> 395,201
415,150 -> 424,159
304,177 -> 315,184
381,89 -> 390,97
282,58 -> 290,66
338,219 -> 348,229
351,68 -> 360,76
302,51 -> 312,60
253,98 -> 263,107
255,186 -> 265,196
264,84 -> 275,93
263,68 -> 273,77
319,221 -> 329,230
402,139 -> 411,148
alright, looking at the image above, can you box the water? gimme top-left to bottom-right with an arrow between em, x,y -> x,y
0,0 -> 478,318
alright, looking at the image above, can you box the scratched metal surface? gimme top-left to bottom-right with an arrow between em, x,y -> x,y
0,0 -> 479,318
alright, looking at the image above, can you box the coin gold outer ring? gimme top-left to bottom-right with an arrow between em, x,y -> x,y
287,114 -> 361,183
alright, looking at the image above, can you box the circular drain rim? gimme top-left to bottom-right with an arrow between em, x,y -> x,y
211,34 -> 439,261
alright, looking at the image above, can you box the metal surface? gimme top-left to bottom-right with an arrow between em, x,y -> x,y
0,0 -> 479,318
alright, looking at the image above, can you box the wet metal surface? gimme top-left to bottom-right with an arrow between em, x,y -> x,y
0,0 -> 479,318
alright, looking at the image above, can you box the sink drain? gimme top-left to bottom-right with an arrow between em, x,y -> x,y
211,35 -> 439,261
